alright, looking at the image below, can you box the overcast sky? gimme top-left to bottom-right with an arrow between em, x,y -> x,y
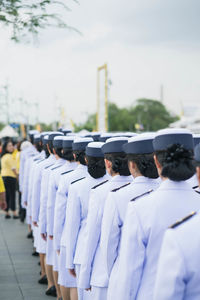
0,0 -> 200,125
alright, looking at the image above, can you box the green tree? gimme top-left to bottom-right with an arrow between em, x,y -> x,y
0,0 -> 78,42
74,99 -> 179,133
131,98 -> 178,131
74,114 -> 96,132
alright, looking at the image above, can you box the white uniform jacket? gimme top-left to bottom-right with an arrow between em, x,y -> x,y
107,179 -> 200,300
53,164 -> 88,251
47,160 -> 77,236
65,173 -> 109,269
39,159 -> 62,234
154,210 -> 200,300
99,176 -> 159,290
78,175 -> 133,289
31,155 -> 55,223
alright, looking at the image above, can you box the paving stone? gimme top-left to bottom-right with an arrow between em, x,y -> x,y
0,213 -> 47,300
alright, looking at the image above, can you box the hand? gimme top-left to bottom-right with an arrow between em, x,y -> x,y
57,250 -> 60,255
69,269 -> 76,278
24,201 -> 27,207
0,201 -> 7,210
41,233 -> 47,241
85,287 -> 91,291
49,235 -> 53,240
33,221 -> 38,227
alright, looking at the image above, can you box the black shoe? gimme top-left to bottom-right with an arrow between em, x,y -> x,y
27,232 -> 33,239
38,275 -> 48,285
13,215 -> 19,219
38,261 -> 41,266
32,251 -> 39,257
45,285 -> 57,297
5,215 -> 11,219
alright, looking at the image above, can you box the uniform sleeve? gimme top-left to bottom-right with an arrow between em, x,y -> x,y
31,166 -> 42,223
108,203 -> 146,300
39,170 -> 49,234
47,171 -> 56,236
0,176 -> 5,193
78,191 -> 102,289
100,192 -> 121,278
21,159 -> 31,208
154,230 -> 186,300
65,185 -> 81,269
53,177 -> 68,250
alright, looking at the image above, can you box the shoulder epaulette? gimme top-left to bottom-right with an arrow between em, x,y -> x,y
92,180 -> 109,190
193,185 -> 199,189
45,163 -> 54,169
71,177 -> 86,185
61,170 -> 74,176
51,165 -> 63,171
195,190 -> 200,194
130,189 -> 153,202
111,182 -> 131,192
169,211 -> 197,229
33,157 -> 41,162
37,158 -> 46,164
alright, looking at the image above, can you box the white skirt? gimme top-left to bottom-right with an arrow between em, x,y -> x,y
36,230 -> 46,254
91,286 -> 107,300
46,237 -> 54,265
58,246 -> 77,288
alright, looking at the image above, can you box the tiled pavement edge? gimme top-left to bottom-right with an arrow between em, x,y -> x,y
0,213 -> 47,300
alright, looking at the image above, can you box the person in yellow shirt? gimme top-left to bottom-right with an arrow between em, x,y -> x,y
0,175 -> 6,210
1,140 -> 18,219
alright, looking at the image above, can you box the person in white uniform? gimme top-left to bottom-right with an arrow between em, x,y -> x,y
47,135 -> 77,300
153,142 -> 200,300
107,128 -> 200,300
78,137 -> 132,300
105,133 -> 160,300
65,142 -> 109,300
54,137 -> 93,300
39,131 -> 64,298
31,133 -> 55,284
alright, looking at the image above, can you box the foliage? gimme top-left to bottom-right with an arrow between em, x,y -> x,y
74,99 -> 179,133
0,0 -> 78,42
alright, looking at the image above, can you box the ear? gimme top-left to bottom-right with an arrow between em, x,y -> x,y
128,161 -> 137,175
85,157 -> 88,165
154,155 -> 161,169
73,153 -> 76,160
196,166 -> 200,186
104,158 -> 112,171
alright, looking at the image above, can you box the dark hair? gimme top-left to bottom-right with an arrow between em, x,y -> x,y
86,156 -> 106,179
104,153 -> 130,176
62,147 -> 74,162
155,144 -> 195,181
127,153 -> 158,179
43,144 -> 50,158
53,147 -> 63,158
48,141 -> 54,153
73,150 -> 87,165
35,142 -> 43,153
1,140 -> 13,157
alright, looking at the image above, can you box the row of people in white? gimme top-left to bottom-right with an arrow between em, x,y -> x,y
19,129 -> 200,300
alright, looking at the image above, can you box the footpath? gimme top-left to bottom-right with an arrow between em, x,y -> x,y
0,213 -> 47,300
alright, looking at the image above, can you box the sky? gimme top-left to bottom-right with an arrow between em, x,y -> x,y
0,0 -> 200,125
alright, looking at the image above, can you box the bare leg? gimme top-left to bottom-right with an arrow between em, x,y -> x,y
53,270 -> 62,299
40,253 -> 46,277
60,286 -> 70,300
45,257 -> 54,289
70,288 -> 78,300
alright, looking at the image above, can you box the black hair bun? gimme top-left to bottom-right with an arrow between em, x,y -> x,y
164,144 -> 193,164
